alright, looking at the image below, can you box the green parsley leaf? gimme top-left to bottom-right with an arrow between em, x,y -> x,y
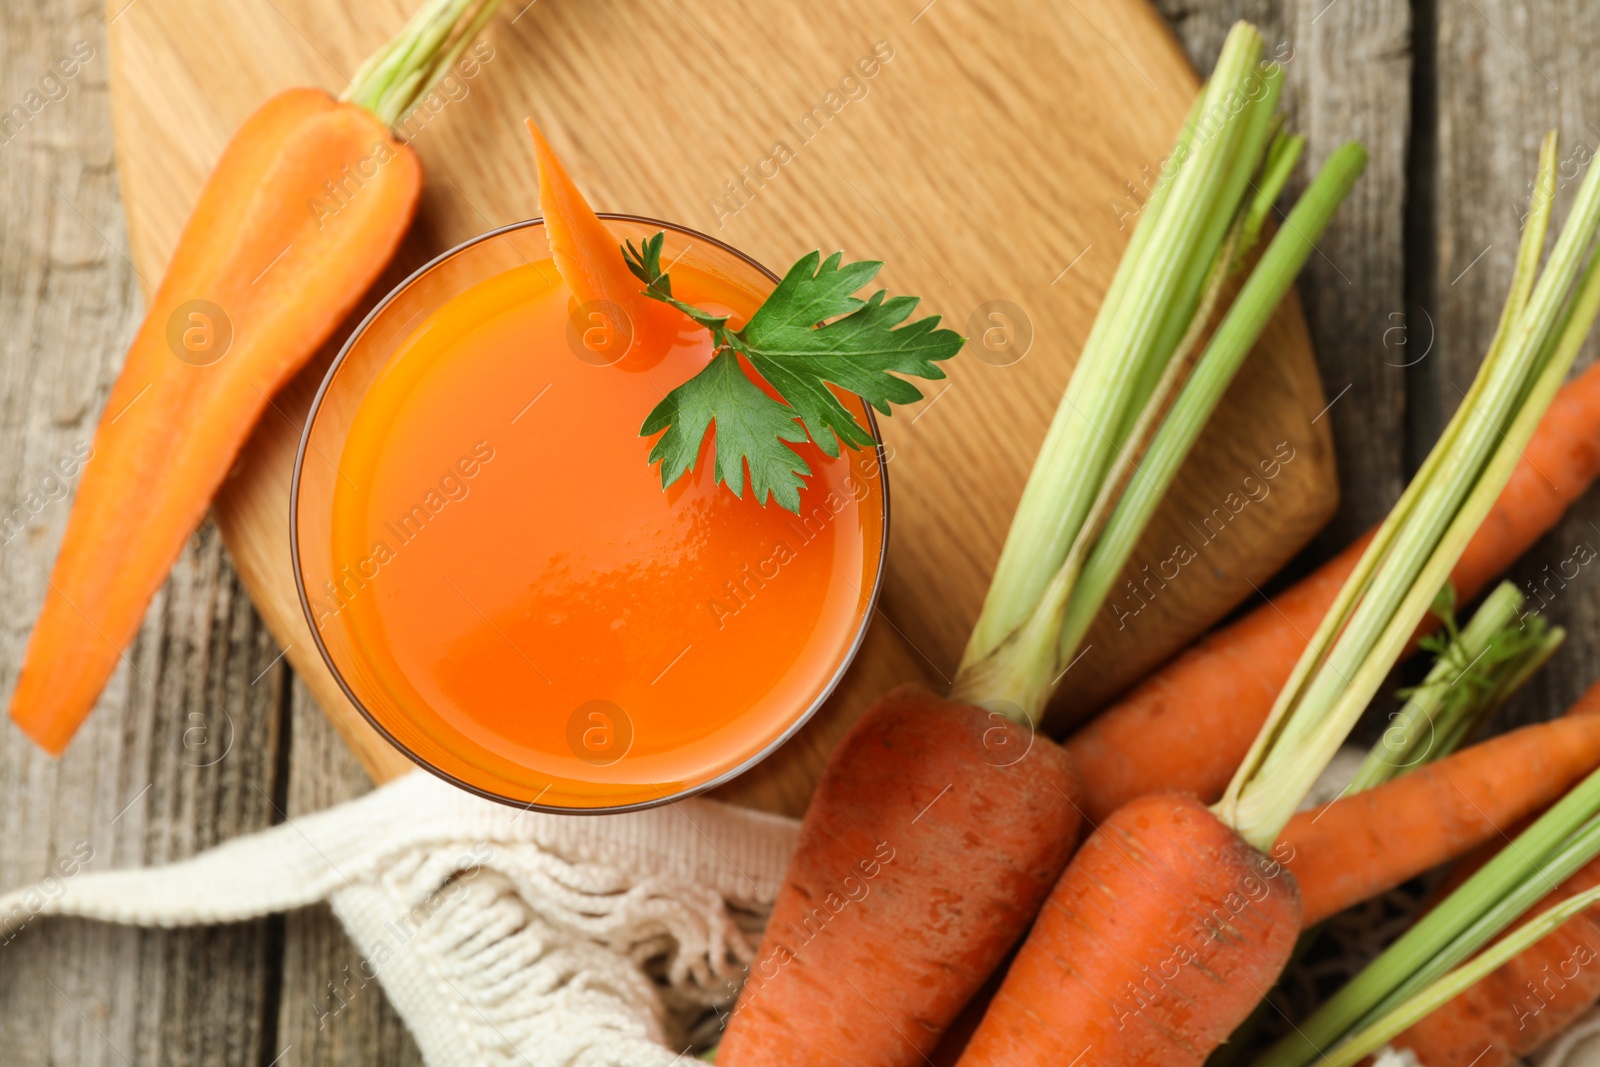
626,233 -> 963,513
640,350 -> 812,512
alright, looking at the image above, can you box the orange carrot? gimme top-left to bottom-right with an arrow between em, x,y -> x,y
1280,685 -> 1600,926
716,687 -> 1083,1067
1066,357 -> 1600,824
953,793 -> 1302,1067
9,2 -> 503,754
526,118 -> 678,359
1392,856 -> 1600,1067
11,89 -> 420,754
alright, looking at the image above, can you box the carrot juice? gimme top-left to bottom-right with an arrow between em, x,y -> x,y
308,226 -> 885,809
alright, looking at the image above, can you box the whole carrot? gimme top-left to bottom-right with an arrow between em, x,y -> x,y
1066,355 -> 1600,825
1280,686 -> 1600,926
718,687 -> 1082,1067
963,793 -> 1300,1065
9,0 -> 503,754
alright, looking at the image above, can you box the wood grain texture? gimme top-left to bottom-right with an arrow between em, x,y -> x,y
0,3 -> 290,1064
105,0 -> 1337,806
1429,0 -> 1600,732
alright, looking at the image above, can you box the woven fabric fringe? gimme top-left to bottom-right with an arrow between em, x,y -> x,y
0,772 -> 799,1067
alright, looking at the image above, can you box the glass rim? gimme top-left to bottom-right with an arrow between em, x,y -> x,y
290,213 -> 892,815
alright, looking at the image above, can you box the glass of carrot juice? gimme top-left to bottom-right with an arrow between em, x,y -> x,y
292,217 -> 888,812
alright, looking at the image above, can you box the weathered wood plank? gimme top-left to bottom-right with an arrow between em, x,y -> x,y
1157,0 -> 1413,550
275,678 -> 425,1066
1160,0 -> 1417,1048
1430,0 -> 1600,729
0,2 -> 286,1064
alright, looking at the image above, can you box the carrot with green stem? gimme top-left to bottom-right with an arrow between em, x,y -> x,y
1065,347 -> 1600,824
1188,573 -> 1565,1062
1086,589 -> 1572,1067
953,127 -> 1600,1067
704,22 -> 1364,1067
9,0 -> 504,754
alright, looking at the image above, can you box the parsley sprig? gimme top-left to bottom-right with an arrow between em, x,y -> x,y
623,231 -> 963,513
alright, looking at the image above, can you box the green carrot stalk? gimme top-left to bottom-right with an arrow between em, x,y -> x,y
956,143 -> 1368,717
960,24 -> 1271,672
952,23 -> 1365,722
345,0 -> 501,126
1433,620 -> 1561,754
1216,130 -> 1600,852
1056,143 -> 1367,663
1242,132 -> 1305,256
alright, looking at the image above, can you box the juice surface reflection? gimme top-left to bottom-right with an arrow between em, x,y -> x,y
325,257 -> 884,807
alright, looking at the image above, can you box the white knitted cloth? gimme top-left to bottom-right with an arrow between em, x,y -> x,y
0,771 -> 799,1067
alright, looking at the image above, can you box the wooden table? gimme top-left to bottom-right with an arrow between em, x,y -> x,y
3,0 -> 1598,1062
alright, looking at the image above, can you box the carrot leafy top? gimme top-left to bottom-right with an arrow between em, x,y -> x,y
624,231 -> 962,513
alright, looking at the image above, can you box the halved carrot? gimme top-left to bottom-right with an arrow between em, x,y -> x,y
10,1 -> 501,753
717,687 -> 1084,1067
12,91 -> 419,754
1066,356 -> 1600,824
1280,685 -> 1600,925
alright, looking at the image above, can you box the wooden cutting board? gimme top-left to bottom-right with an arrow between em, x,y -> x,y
105,0 -> 1337,816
